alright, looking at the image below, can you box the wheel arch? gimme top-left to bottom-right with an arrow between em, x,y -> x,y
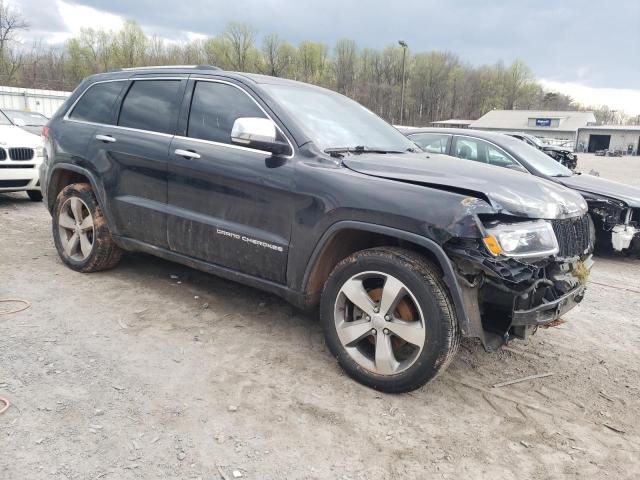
301,221 -> 475,336
46,164 -> 118,238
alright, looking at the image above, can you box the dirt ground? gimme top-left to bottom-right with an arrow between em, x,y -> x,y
1,154 -> 639,479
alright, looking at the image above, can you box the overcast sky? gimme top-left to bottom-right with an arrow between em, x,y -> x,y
12,0 -> 640,114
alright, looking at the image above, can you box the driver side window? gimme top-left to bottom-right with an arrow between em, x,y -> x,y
452,136 -> 521,169
485,144 -> 519,168
453,138 -> 479,161
188,81 -> 267,145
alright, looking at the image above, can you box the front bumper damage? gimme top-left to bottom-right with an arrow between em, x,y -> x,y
588,198 -> 640,252
432,192 -> 594,351
446,241 -> 594,351
511,283 -> 586,327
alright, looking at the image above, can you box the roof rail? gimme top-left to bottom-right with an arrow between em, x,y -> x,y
119,65 -> 221,71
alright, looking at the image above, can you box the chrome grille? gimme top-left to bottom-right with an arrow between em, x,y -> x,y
551,214 -> 592,257
0,149 -> 6,160
9,148 -> 34,161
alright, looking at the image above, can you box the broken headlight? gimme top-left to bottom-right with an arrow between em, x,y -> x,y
483,220 -> 559,258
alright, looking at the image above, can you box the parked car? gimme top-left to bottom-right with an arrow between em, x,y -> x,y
595,149 -> 623,157
40,66 -> 594,392
506,132 -> 578,170
2,109 -> 49,136
403,127 -> 640,253
0,111 -> 44,201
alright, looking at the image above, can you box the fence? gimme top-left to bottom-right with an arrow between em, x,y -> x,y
0,86 -> 71,118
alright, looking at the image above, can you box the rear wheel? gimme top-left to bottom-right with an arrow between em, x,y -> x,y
27,190 -> 42,202
320,247 -> 460,392
52,183 -> 123,272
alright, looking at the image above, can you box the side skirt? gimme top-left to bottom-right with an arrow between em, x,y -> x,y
114,235 -> 306,309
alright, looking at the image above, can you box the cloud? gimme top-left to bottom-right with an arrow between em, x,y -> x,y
540,79 -> 640,116
10,0 -> 640,115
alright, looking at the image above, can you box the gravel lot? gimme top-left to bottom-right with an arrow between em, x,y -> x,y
1,154 -> 639,479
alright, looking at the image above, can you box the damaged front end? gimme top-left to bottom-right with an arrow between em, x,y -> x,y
441,198 -> 594,351
588,196 -> 640,253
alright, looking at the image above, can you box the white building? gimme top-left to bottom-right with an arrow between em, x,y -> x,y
0,86 -> 71,117
576,125 -> 640,154
470,110 -> 597,142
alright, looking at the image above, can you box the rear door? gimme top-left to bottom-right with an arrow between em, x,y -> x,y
89,76 -> 187,247
166,78 -> 296,283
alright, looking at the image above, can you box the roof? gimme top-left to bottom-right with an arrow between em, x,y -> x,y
94,66 -> 325,91
430,119 -> 474,125
402,126 -> 512,142
577,125 -> 640,132
470,110 -> 596,132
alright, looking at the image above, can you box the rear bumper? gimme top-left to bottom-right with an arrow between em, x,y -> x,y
511,284 -> 586,326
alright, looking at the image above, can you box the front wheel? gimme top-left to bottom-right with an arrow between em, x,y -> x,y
320,247 -> 460,393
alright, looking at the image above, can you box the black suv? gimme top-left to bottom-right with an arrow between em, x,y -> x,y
40,66 -> 594,392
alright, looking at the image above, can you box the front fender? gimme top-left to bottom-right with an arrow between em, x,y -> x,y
302,220 -> 482,340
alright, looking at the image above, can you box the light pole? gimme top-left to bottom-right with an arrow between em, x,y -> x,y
398,40 -> 408,125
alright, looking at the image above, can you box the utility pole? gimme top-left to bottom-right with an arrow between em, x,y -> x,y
398,40 -> 408,125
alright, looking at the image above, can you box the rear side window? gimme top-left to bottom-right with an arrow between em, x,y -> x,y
187,81 -> 266,144
118,80 -> 181,134
70,81 -> 126,124
409,133 -> 450,154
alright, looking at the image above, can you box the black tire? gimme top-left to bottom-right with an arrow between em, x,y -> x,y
320,247 -> 460,393
52,183 -> 123,272
27,190 -> 43,202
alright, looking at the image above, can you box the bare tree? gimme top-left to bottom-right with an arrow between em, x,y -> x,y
223,22 -> 256,71
334,39 -> 358,95
0,0 -> 28,84
261,33 -> 296,77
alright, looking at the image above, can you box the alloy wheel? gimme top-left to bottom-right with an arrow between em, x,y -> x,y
58,197 -> 95,261
333,271 -> 426,375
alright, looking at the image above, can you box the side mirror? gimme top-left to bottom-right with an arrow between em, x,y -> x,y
231,117 -> 290,155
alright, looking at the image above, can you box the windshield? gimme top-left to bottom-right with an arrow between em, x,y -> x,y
501,135 -> 572,177
262,84 -> 416,152
4,110 -> 48,126
0,111 -> 11,125
522,133 -> 545,148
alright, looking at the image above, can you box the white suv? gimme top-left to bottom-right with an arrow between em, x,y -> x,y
0,114 -> 44,201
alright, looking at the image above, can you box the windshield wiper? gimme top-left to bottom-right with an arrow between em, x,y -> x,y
324,146 -> 403,157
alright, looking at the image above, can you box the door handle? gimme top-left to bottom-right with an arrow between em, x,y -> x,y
175,149 -> 201,159
95,134 -> 116,143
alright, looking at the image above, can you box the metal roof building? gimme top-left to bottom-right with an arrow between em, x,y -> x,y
470,110 -> 597,141
430,119 -> 474,128
0,86 -> 71,117
576,125 -> 640,154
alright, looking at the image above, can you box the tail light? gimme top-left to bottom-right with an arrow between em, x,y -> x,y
42,126 -> 50,138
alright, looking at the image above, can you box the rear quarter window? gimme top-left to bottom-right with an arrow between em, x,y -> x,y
69,81 -> 126,124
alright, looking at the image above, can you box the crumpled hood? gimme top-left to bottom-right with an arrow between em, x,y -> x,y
542,145 -> 571,154
560,173 -> 640,208
343,152 -> 588,219
0,125 -> 42,147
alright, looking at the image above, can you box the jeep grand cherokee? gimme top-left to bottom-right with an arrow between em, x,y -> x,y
40,66 -> 594,392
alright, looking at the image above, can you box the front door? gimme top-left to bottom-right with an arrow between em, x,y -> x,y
167,79 -> 295,283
